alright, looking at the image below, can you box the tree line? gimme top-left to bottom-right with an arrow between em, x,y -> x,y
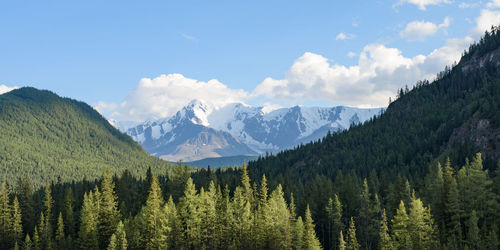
0,153 -> 497,249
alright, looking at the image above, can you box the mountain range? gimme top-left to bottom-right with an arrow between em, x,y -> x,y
123,101 -> 384,162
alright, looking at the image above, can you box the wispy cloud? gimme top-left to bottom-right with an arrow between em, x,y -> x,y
181,33 -> 198,41
336,32 -> 356,40
394,0 -> 451,11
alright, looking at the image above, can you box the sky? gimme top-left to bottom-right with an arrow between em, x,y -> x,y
1,0 -> 499,123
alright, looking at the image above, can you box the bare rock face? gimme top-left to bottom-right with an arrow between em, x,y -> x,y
448,117 -> 500,160
460,47 -> 500,74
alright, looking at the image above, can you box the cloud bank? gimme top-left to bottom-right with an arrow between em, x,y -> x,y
96,3 -> 500,123
0,85 -> 18,95
400,17 -> 450,41
118,74 -> 248,122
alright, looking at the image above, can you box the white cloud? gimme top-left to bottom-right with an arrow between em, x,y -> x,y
0,85 -> 18,95
487,0 -> 500,8
181,33 -> 198,41
347,52 -> 357,58
336,32 -> 355,40
94,101 -> 118,116
261,103 -> 283,114
395,0 -> 451,10
119,74 -> 248,122
252,37 -> 471,108
400,17 -> 450,41
476,9 -> 500,33
459,2 -> 478,8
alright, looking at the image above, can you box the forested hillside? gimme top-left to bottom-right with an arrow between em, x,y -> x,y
0,87 -> 175,187
1,24 -> 500,250
239,27 -> 500,249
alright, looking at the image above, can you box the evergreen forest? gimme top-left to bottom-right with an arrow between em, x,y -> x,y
1,20 -> 500,250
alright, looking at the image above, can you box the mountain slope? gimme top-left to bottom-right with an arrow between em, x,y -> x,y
0,87 -> 175,187
184,155 -> 259,168
125,102 -> 383,161
248,31 -> 500,184
126,101 -> 257,162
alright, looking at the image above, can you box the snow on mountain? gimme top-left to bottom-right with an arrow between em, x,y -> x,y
123,100 -> 385,161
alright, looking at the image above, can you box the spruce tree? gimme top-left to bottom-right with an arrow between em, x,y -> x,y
23,234 -> 32,250
379,209 -> 391,250
303,205 -> 322,250
143,175 -> 168,249
33,226 -> 40,250
55,212 -> 65,249
11,196 -> 22,246
442,158 -> 462,248
326,194 -> 343,249
107,234 -> 117,250
339,231 -> 346,250
391,201 -> 411,250
347,217 -> 360,250
165,196 -> 181,249
180,177 -> 201,249
268,184 -> 292,249
293,216 -> 304,249
408,193 -> 436,249
78,192 -> 98,250
240,163 -> 254,206
98,169 -> 120,249
0,181 -> 11,248
115,220 -> 127,250
41,184 -> 53,249
17,175 -> 34,236
466,210 -> 479,249
63,187 -> 75,238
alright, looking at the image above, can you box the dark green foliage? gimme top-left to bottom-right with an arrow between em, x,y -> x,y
0,87 -> 176,188
0,24 -> 500,250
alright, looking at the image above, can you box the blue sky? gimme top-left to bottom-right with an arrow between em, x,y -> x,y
1,0 -> 499,122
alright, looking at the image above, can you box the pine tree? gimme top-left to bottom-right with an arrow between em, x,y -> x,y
200,181 -> 217,249
240,163 -> 254,206
339,231 -> 346,250
99,169 -> 120,249
466,210 -> 479,249
63,187 -> 75,238
379,209 -> 392,250
33,226 -> 40,250
408,192 -> 436,249
115,220 -> 127,250
347,217 -> 360,250
358,179 -> 371,249
293,216 -> 304,249
23,234 -> 32,250
78,192 -> 98,250
107,234 -> 117,250
442,158 -> 462,248
391,200 -> 411,250
143,175 -> 168,250
303,205 -> 322,250
232,186 -> 253,248
326,194 -> 343,249
41,184 -> 53,249
56,212 -> 65,249
11,196 -> 22,246
268,184 -> 292,249
180,177 -> 201,249
257,175 -> 270,248
165,196 -> 181,249
0,181 -> 11,248
17,175 -> 34,236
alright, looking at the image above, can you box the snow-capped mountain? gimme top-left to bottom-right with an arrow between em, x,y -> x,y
124,100 -> 384,162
